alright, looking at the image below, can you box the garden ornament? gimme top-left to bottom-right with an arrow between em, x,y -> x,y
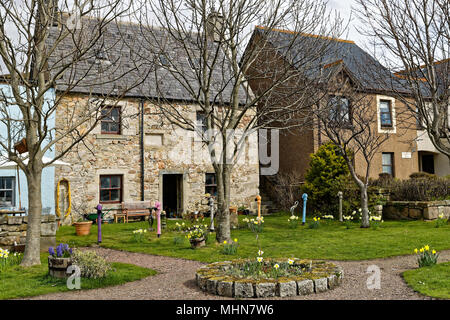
208,196 -> 215,232
302,193 -> 308,225
290,201 -> 299,217
96,204 -> 102,244
255,195 -> 261,219
155,201 -> 162,238
337,191 -> 343,222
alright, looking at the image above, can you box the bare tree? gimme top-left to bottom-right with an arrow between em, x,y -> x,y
312,71 -> 393,228
0,0 -> 142,266
132,0 -> 344,242
355,0 -> 450,163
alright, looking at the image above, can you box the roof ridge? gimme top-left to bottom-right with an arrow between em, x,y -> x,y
255,25 -> 355,44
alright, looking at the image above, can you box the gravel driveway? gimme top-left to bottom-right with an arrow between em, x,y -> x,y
28,248 -> 450,300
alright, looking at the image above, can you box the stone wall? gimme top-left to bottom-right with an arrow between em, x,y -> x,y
0,214 -> 57,251
383,200 -> 450,220
54,94 -> 260,224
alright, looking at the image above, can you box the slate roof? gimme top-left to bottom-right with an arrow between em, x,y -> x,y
253,26 -> 410,94
46,15 -> 249,104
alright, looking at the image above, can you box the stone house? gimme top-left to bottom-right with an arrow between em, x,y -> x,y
245,26 -> 423,185
47,18 -> 259,222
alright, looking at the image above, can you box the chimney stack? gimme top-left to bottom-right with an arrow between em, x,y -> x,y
206,11 -> 225,43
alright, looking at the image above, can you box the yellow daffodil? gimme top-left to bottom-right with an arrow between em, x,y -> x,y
419,248 -> 424,253
223,240 -> 227,245
432,250 -> 436,254
234,238 -> 238,242
424,245 -> 430,251
414,248 -> 418,254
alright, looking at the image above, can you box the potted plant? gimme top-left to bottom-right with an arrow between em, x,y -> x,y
74,217 -> 93,236
237,205 -> 248,215
186,226 -> 207,249
48,243 -> 73,278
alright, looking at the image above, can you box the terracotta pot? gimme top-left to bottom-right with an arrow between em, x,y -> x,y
190,238 -> 206,249
48,256 -> 73,278
74,221 -> 92,236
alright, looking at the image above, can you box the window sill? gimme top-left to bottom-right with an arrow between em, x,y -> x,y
95,134 -> 129,141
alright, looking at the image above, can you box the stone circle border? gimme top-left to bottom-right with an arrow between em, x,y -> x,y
196,259 -> 343,298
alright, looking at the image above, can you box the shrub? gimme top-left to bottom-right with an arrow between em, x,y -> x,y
414,246 -> 439,268
371,174 -> 450,201
308,217 -> 321,229
301,143 -> 350,215
72,250 -> 111,279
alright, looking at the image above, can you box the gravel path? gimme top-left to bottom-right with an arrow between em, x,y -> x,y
28,248 -> 450,300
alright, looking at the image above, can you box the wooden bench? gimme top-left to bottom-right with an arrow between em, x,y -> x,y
119,201 -> 152,223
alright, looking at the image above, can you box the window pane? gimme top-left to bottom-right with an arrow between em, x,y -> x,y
381,113 -> 392,126
101,122 -> 110,132
110,176 -> 121,188
382,165 -> 392,175
205,173 -> 215,185
110,189 -> 120,201
100,190 -> 110,201
5,178 -> 12,189
382,153 -> 392,165
100,177 -> 110,189
380,101 -> 390,112
109,123 -> 119,133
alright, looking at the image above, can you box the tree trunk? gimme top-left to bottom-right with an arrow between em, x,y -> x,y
21,168 -> 43,266
360,185 -> 370,228
215,165 -> 231,243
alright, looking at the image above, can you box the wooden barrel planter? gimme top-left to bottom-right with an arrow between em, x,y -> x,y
74,221 -> 92,236
48,256 -> 73,278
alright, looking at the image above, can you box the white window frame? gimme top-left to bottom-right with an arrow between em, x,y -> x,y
376,95 -> 396,134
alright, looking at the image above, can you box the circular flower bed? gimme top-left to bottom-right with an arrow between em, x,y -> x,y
196,259 -> 343,298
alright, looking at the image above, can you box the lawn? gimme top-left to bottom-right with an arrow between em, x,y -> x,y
56,213 -> 450,263
403,262 -> 450,299
0,253 -> 156,300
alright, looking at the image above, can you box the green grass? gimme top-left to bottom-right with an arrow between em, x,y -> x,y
0,253 -> 156,300
403,262 -> 450,299
56,213 -> 450,263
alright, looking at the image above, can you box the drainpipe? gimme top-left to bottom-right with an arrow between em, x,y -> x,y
140,99 -> 145,201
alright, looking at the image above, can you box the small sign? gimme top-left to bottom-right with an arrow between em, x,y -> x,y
402,152 -> 412,159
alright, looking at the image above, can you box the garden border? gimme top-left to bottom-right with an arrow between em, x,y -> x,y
196,259 -> 344,298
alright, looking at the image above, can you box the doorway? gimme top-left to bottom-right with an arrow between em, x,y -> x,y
421,154 -> 435,174
162,174 -> 183,218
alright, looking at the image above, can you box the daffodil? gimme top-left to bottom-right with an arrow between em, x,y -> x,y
257,257 -> 263,263
432,250 -> 436,254
414,248 -> 418,254
223,240 -> 227,244
424,245 -> 430,251
234,238 -> 238,242
258,250 -> 264,256
274,264 -> 279,269
288,259 -> 294,265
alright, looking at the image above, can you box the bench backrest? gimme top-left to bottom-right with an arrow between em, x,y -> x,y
121,201 -> 152,210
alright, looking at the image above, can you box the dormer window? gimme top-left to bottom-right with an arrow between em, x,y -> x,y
328,95 -> 351,126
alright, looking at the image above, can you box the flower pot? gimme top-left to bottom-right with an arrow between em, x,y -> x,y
74,221 -> 92,236
48,256 -> 73,278
190,237 -> 206,249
